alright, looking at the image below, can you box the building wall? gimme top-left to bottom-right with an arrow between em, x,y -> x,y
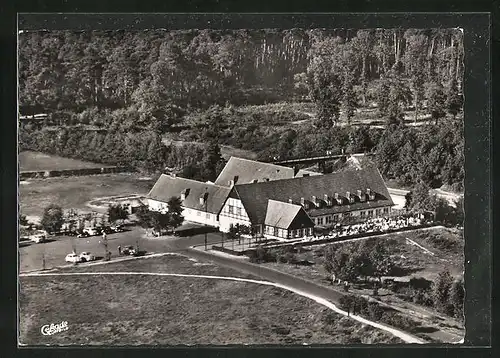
264,226 -> 313,240
310,206 -> 392,226
147,199 -> 219,227
219,197 -> 251,232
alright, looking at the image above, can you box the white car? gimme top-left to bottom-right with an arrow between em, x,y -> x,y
79,252 -> 95,262
65,253 -> 81,263
29,231 -> 47,243
84,228 -> 99,236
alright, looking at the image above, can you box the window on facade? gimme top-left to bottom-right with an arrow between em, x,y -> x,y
376,209 -> 381,216
384,208 -> 389,213
368,210 -> 373,217
274,227 -> 278,236
206,213 -> 210,219
197,211 -> 201,216
228,206 -> 234,214
334,215 -> 339,221
360,211 -> 365,217
236,207 -> 242,216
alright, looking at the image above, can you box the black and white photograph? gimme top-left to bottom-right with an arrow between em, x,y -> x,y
18,18 -> 469,346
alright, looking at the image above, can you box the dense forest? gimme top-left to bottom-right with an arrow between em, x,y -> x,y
18,28 -> 464,190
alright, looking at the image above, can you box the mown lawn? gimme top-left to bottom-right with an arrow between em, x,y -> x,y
19,151 -> 114,172
19,255 -> 403,345
19,173 -> 156,220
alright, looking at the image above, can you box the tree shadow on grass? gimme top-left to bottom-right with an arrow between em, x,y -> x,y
410,325 -> 439,334
389,266 -> 424,277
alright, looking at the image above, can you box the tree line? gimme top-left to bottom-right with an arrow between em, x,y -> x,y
19,29 -> 463,123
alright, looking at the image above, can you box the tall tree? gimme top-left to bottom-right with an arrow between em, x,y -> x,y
426,81 -> 447,125
445,77 -> 463,119
40,204 -> 64,234
167,196 -> 184,231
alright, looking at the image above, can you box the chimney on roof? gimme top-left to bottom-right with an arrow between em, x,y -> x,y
300,197 -> 305,206
181,188 -> 190,201
288,198 -> 293,204
312,195 -> 320,208
357,189 -> 365,202
252,179 -> 258,183
199,192 -> 208,206
233,175 -> 239,184
346,191 -> 355,204
264,178 -> 270,182
228,180 -> 234,187
171,173 -> 176,178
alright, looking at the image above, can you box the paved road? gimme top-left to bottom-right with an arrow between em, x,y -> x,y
19,228 -> 223,272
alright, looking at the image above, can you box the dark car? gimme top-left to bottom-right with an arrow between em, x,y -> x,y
100,226 -> 114,234
111,225 -> 124,233
121,246 -> 137,255
76,229 -> 90,238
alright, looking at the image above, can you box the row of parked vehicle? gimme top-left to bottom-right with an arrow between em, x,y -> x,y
67,225 -> 124,238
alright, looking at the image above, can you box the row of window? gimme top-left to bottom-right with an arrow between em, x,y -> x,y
264,226 -> 313,238
226,205 -> 242,216
312,208 -> 390,225
187,209 -> 211,220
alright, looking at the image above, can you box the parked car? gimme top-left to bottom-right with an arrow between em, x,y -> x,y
121,246 -> 137,255
76,230 -> 90,238
152,229 -> 172,237
100,226 -> 114,234
110,225 -> 124,232
84,228 -> 100,236
65,253 -> 81,263
29,231 -> 48,243
79,252 -> 96,262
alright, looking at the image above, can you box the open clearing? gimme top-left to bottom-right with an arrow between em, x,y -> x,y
19,255 -> 402,345
19,151 -> 114,172
19,173 -> 156,220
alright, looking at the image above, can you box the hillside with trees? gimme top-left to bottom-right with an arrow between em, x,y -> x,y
18,28 -> 464,190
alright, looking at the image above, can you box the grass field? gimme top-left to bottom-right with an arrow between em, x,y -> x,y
19,173 -> 156,220
19,255 -> 402,345
19,151 -> 114,172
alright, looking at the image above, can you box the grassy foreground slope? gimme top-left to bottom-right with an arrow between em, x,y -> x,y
19,256 -> 403,346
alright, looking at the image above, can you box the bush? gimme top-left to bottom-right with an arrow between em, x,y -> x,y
367,302 -> 384,321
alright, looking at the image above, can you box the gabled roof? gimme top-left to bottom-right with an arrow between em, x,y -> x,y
295,169 -> 323,177
214,157 -> 294,186
146,174 -> 231,214
265,200 -> 314,230
233,166 -> 394,224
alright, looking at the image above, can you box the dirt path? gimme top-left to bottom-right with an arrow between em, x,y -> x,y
21,270 -> 424,344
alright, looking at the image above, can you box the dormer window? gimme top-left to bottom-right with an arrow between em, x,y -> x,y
324,194 -> 332,206
312,196 -> 320,208
366,188 -> 375,201
346,191 -> 355,204
334,192 -> 342,205
357,189 -> 365,202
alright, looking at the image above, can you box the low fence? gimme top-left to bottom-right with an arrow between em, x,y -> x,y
211,245 -> 247,256
20,166 -> 133,180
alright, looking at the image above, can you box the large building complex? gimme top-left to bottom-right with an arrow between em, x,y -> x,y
146,157 -> 394,239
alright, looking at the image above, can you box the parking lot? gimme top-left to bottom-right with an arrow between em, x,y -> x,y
19,227 -> 224,272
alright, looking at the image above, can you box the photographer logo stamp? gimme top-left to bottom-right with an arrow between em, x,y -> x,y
40,321 -> 69,336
